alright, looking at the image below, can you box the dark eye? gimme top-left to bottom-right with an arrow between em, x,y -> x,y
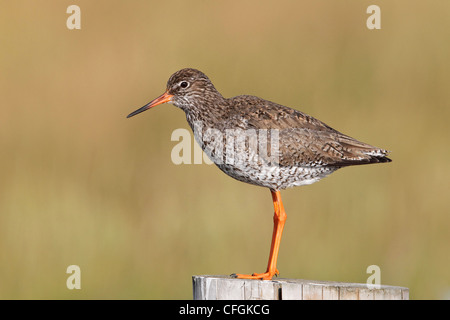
180,81 -> 189,88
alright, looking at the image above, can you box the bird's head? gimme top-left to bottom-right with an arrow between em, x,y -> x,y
127,68 -> 221,118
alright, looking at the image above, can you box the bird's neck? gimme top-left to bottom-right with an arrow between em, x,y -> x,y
184,93 -> 228,127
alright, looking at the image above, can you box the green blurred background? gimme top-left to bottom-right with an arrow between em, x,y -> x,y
1,0 -> 449,299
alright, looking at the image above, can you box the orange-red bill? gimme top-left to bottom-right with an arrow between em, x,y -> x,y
127,91 -> 173,118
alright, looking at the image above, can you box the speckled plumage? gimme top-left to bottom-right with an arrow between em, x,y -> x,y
160,68 -> 391,190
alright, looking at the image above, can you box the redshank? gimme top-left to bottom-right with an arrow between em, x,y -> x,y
127,68 -> 391,280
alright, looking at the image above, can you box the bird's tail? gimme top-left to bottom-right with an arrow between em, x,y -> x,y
331,135 -> 392,166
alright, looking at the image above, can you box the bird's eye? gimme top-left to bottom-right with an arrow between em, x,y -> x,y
179,81 -> 189,89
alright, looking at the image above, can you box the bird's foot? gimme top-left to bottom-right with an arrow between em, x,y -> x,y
231,269 -> 279,280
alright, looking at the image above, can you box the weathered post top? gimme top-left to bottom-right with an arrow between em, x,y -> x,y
193,275 -> 409,300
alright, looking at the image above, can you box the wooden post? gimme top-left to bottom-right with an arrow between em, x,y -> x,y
192,275 -> 409,300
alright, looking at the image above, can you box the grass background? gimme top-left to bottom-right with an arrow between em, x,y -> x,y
0,0 -> 449,299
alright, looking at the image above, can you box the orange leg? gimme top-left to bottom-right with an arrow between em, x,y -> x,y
233,189 -> 287,280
